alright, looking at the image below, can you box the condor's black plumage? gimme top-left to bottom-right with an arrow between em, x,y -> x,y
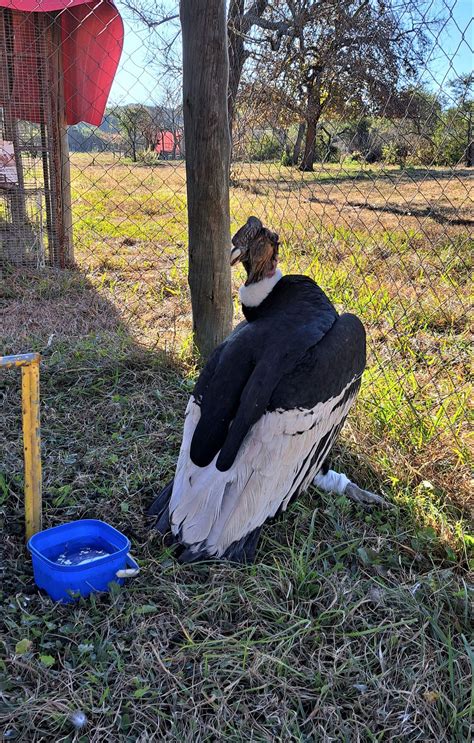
191,276 -> 340,471
149,217 -> 383,563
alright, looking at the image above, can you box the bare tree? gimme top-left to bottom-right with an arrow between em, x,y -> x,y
139,107 -> 162,151
159,85 -> 184,158
227,0 -> 268,134
123,0 -> 269,138
181,0 -> 232,357
114,104 -> 148,161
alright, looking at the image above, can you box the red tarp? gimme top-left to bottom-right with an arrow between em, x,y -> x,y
0,0 -> 123,125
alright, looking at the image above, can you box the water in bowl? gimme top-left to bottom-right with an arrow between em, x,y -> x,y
56,547 -> 111,566
48,537 -> 116,566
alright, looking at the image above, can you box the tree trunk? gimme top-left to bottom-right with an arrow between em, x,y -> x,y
300,86 -> 321,172
227,0 -> 246,140
301,117 -> 317,171
292,122 -> 305,165
467,107 -> 473,167
273,127 -> 287,151
227,0 -> 268,142
181,0 -> 233,359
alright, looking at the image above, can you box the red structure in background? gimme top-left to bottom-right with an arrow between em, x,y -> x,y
155,130 -> 183,158
0,0 -> 123,126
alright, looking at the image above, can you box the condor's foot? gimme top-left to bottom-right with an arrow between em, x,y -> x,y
313,470 -> 391,509
343,482 -> 390,509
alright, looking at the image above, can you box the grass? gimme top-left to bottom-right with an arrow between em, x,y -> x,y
0,154 -> 472,741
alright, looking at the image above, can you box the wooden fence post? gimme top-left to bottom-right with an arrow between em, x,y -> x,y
180,0 -> 233,358
48,12 -> 73,267
0,353 -> 42,541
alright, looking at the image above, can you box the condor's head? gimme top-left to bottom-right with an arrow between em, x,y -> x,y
230,216 -> 279,286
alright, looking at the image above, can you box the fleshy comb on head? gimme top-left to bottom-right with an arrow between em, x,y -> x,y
232,216 -> 263,249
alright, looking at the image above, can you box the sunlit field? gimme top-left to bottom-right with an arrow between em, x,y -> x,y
1,153 -> 472,741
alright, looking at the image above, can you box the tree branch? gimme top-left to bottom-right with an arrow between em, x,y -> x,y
124,2 -> 179,29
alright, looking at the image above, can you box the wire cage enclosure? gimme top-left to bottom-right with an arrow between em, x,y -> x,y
0,174 -> 45,268
0,7 -> 72,268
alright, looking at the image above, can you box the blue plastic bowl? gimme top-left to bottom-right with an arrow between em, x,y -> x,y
27,519 -> 139,603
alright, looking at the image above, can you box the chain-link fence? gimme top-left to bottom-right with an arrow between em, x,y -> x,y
1,0 -> 472,511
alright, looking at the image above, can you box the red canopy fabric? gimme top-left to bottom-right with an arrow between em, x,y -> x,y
0,0 -> 123,125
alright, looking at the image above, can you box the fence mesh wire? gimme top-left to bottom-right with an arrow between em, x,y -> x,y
1,0 -> 472,510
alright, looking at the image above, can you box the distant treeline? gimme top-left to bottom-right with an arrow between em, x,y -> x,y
69,100 -> 472,166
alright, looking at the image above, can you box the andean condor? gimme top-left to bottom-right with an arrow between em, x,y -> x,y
149,217 -> 387,562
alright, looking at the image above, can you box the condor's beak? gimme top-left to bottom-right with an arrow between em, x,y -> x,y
230,246 -> 242,266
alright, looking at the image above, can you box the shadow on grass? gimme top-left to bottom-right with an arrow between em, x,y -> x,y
307,196 -> 474,226
234,166 -> 474,193
0,264 -> 188,546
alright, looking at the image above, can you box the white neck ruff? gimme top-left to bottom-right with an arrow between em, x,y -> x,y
239,269 -> 283,307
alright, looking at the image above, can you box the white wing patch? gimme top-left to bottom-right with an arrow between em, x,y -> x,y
169,378 -> 359,557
